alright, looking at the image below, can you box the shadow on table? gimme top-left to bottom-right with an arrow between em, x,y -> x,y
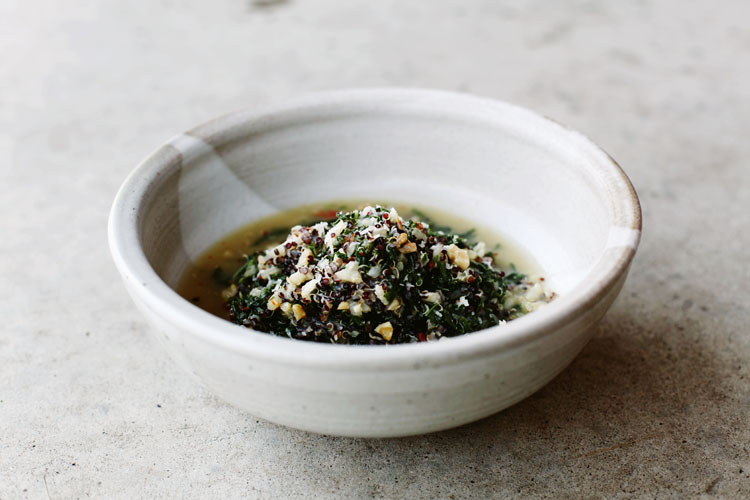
280,308 -> 739,497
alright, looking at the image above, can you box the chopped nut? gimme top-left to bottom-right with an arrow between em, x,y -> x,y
446,244 -> 470,270
292,304 -> 306,321
267,295 -> 282,310
396,232 -> 408,247
398,241 -> 417,254
374,321 -> 393,341
337,301 -> 350,310
387,297 -> 402,311
280,302 -> 292,314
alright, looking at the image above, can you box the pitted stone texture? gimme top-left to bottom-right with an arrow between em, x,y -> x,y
1,0 -> 748,498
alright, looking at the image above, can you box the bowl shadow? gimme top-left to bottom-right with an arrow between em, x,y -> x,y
256,307 -> 741,498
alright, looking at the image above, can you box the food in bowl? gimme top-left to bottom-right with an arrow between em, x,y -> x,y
178,203 -> 553,344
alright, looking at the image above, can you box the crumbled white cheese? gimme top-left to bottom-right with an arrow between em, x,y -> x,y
455,270 -> 471,282
367,264 -> 381,278
473,241 -> 486,257
388,207 -> 402,226
316,258 -> 331,275
257,255 -> 272,269
249,287 -> 264,297
310,221 -> 328,236
346,242 -> 358,257
457,296 -> 470,307
324,219 -> 347,250
357,217 -> 377,227
263,243 -> 287,260
296,248 -> 312,268
258,266 -> 280,280
362,224 -> 388,239
300,277 -> 320,299
287,270 -> 312,287
421,291 -> 441,304
333,261 -> 363,283
374,284 -> 388,305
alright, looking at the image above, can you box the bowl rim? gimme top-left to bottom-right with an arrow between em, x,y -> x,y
108,87 -> 641,370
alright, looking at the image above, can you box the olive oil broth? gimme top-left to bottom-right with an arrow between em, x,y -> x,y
177,201 -> 549,323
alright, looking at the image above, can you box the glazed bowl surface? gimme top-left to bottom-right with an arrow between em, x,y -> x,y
108,88 -> 641,437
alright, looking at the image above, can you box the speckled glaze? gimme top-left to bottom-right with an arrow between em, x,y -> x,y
108,89 -> 641,437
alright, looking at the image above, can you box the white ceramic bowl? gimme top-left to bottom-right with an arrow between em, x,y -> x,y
108,88 -> 641,437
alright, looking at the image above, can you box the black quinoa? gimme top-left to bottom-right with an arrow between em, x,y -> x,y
225,206 -> 533,344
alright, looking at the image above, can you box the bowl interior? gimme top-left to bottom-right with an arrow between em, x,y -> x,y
136,91 -> 638,308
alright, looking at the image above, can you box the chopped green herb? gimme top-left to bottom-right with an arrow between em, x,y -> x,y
224,206 -> 551,344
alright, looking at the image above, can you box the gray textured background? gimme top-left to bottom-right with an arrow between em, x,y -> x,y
1,1 -> 748,498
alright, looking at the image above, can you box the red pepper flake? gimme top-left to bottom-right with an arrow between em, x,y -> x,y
382,212 -> 389,219
427,261 -> 435,269
540,277 -> 545,281
417,332 -> 426,342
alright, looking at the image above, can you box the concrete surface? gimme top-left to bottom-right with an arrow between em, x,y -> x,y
1,0 -> 748,498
